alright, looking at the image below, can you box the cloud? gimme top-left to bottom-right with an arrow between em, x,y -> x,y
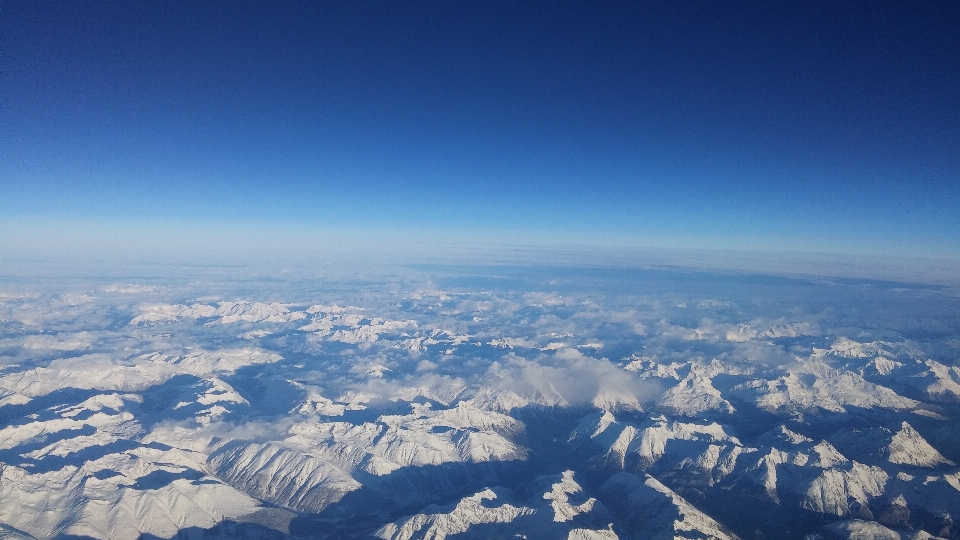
483,352 -> 663,409
22,332 -> 95,351
103,284 -> 157,293
416,360 -> 438,372
523,292 -> 565,307
488,337 -> 538,349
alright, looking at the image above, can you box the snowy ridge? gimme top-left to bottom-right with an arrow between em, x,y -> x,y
824,519 -> 947,540
2,276 -> 960,540
570,411 -> 740,470
830,422 -> 954,468
658,371 -> 735,416
0,349 -> 280,400
731,360 -> 920,415
208,442 -> 360,513
0,444 -> 261,540
377,471 -> 617,540
283,403 -> 526,475
601,472 -> 740,539
131,301 -> 307,325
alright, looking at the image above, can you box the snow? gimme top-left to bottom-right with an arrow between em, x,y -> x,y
601,473 -> 740,539
800,462 -> 888,516
3,269 -> 960,539
830,422 -> 954,468
824,519 -> 947,540
887,422 -> 954,467
571,412 -> 740,469
733,360 -> 920,415
0,349 -> 280,399
0,449 -> 261,540
376,487 -> 534,540
131,301 -> 307,325
658,371 -> 735,416
543,470 -> 598,522
209,442 -> 360,513
377,471 -> 616,540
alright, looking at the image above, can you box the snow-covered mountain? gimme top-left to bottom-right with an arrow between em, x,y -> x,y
377,470 -> 618,540
601,473 -> 741,540
1,265 -> 959,539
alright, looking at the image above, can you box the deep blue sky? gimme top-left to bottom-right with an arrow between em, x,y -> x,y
3,1 -> 959,257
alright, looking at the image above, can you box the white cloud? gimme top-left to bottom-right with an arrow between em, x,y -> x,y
103,284 -> 157,293
22,332 -> 95,351
483,352 -> 663,409
523,292 -> 565,307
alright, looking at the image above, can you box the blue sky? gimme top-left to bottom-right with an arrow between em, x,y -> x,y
3,1 -> 959,259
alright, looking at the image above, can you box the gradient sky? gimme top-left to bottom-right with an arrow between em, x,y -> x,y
3,1 -> 959,258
